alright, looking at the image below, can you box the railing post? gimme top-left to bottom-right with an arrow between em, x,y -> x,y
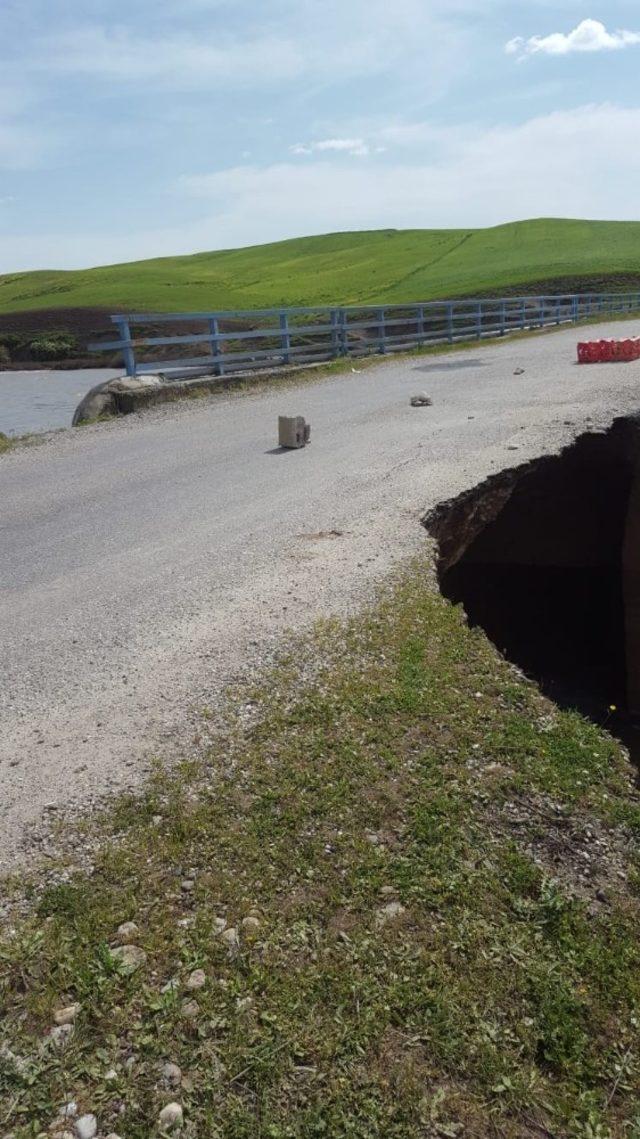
279,311 -> 291,365
417,305 -> 425,345
499,300 -> 506,336
340,309 -> 349,356
330,309 -> 340,358
208,317 -> 224,377
115,317 -> 135,377
571,296 -> 579,323
447,303 -> 454,344
377,308 -> 386,354
520,299 -> 526,330
476,301 -> 482,340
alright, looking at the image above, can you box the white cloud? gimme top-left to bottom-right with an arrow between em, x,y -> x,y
507,19 -> 640,60
291,138 -> 370,157
177,103 -> 640,242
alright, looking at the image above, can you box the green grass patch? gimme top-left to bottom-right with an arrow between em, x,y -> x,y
4,218 -> 640,315
1,566 -> 639,1137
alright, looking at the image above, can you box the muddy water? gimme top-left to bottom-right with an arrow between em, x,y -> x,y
0,369 -> 122,436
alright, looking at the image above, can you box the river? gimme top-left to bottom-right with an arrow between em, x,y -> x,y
0,369 -> 122,436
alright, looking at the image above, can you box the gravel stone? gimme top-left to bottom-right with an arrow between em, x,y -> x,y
186,969 -> 206,991
54,1004 -> 80,1026
50,1024 -> 74,1049
160,1061 -> 182,1088
110,944 -> 147,972
376,902 -> 406,924
180,999 -> 200,1020
115,921 -> 139,944
158,1103 -> 183,1131
57,1103 -> 78,1119
74,1115 -> 97,1139
221,927 -> 240,956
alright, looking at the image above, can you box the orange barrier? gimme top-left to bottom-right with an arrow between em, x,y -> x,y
577,338 -> 640,363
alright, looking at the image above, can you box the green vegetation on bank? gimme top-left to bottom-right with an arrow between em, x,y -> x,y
4,218 -> 640,316
0,330 -> 80,365
1,563 -> 639,1138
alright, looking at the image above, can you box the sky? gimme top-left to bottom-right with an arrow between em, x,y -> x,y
2,1 -> 640,271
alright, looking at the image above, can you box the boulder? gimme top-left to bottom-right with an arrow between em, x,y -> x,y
72,375 -> 163,426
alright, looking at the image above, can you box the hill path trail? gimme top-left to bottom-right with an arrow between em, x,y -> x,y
2,321 -> 640,869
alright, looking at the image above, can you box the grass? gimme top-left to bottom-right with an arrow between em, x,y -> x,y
4,218 -> 640,316
1,562 -> 640,1138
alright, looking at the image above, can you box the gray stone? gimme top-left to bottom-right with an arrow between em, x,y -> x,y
110,944 -> 147,972
158,1103 -> 183,1131
410,393 -> 433,407
74,1115 -> 97,1139
54,1003 -> 80,1026
160,1061 -> 182,1088
57,1102 -> 78,1119
376,902 -> 406,924
186,968 -> 206,991
221,927 -> 240,957
115,921 -> 139,944
180,998 -> 200,1020
50,1023 -> 74,1049
72,375 -> 162,426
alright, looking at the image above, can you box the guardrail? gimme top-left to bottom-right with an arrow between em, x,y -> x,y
89,293 -> 640,377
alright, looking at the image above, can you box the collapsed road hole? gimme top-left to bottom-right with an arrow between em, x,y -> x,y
425,417 -> 640,760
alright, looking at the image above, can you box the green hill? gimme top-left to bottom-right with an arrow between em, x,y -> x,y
3,218 -> 640,316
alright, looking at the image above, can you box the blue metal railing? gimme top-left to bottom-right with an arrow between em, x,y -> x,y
89,293 -> 640,378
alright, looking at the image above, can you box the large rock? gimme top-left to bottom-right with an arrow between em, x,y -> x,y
72,375 -> 163,426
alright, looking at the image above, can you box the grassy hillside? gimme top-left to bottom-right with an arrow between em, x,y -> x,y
3,218 -> 640,316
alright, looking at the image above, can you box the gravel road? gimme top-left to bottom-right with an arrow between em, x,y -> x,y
2,322 -> 640,869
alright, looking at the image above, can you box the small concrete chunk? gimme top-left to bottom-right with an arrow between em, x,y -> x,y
278,416 -> 311,449
410,393 -> 433,407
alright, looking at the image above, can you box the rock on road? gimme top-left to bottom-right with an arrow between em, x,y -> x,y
1,322 -> 639,869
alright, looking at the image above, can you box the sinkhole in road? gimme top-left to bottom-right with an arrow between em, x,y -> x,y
425,417 -> 640,760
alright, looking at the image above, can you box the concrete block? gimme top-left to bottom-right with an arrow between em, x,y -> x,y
278,416 -> 311,449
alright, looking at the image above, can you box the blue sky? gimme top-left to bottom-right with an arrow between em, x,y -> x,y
2,1 -> 640,271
